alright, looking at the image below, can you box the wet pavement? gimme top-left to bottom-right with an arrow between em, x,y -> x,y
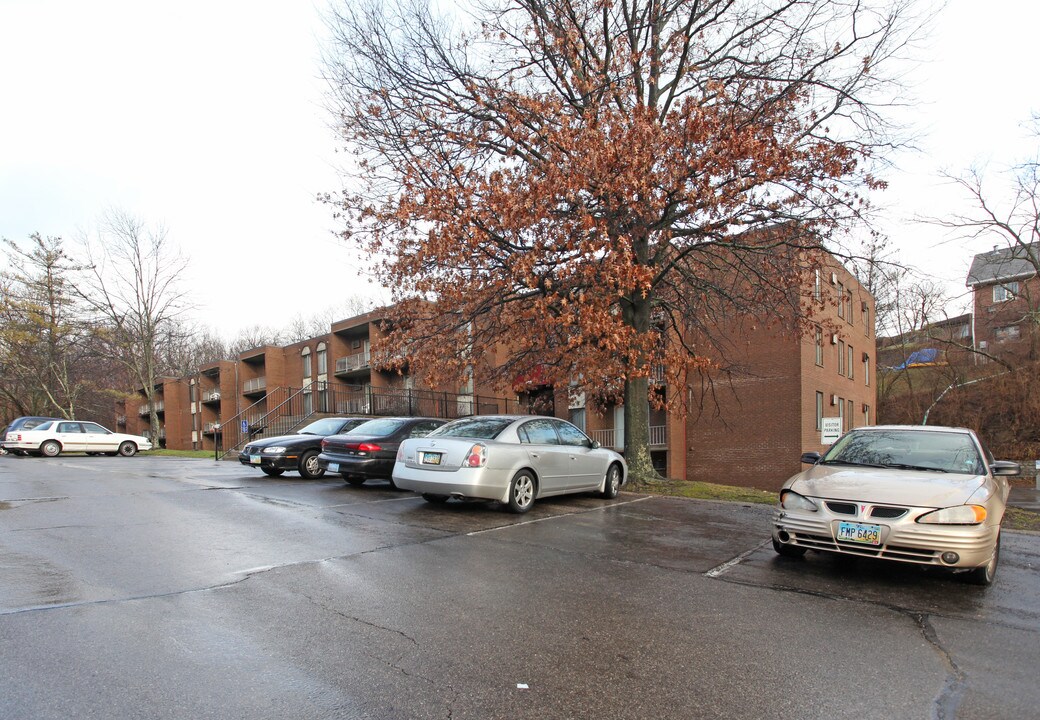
1,454 -> 1038,719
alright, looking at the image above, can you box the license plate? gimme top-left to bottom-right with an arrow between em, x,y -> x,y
837,521 -> 881,545
328,463 -> 339,473
421,451 -> 442,466
250,455 -> 261,465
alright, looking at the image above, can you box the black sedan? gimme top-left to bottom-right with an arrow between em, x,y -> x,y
239,417 -> 369,478
318,416 -> 446,487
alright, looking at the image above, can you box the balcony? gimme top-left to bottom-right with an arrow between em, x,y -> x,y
591,425 -> 666,450
335,351 -> 371,375
243,377 -> 267,395
138,401 -> 165,416
201,389 -> 221,403
203,421 -> 221,434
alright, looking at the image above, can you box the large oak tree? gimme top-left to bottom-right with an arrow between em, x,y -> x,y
324,0 -> 921,478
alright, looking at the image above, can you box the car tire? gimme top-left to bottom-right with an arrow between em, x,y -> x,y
345,476 -> 366,486
422,493 -> 450,504
118,441 -> 138,457
298,451 -> 324,479
772,536 -> 807,558
261,467 -> 284,477
601,463 -> 623,499
40,440 -> 61,457
507,470 -> 536,514
963,531 -> 1000,586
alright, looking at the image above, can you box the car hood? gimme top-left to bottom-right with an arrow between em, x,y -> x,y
245,434 -> 316,448
788,464 -> 987,508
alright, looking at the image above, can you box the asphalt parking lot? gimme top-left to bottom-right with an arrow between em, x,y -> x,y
1,455 -> 1038,719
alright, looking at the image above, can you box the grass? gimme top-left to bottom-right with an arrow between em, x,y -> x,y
628,477 -> 1040,533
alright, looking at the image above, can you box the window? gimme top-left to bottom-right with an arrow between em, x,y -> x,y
847,345 -> 854,380
863,355 -> 870,386
814,326 -> 824,366
837,396 -> 845,431
837,340 -> 846,376
863,404 -> 870,425
862,303 -> 870,333
302,348 -> 312,378
569,407 -> 586,432
814,269 -> 822,301
837,281 -> 845,318
846,291 -> 854,325
554,420 -> 591,447
518,419 -> 559,445
316,342 -> 327,375
995,325 -> 1021,341
993,282 -> 1019,302
816,391 -> 824,431
847,399 -> 854,429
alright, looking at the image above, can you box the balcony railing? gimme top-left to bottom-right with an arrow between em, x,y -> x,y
243,377 -> 267,394
203,421 -> 221,434
201,389 -> 221,403
138,401 -> 165,416
335,351 -> 371,374
591,425 -> 666,450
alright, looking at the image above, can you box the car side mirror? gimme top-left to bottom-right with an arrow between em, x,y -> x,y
590,440 -> 601,449
990,460 -> 1021,477
800,451 -> 822,465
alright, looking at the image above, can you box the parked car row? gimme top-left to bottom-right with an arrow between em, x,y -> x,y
1,417 -> 152,457
241,414 -> 629,514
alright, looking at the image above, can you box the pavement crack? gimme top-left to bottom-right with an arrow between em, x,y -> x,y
912,612 -> 967,720
300,592 -> 419,647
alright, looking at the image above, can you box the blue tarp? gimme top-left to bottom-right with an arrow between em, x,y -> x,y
892,348 -> 941,370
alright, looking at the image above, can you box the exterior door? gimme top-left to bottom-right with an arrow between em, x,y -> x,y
517,418 -> 568,492
54,422 -> 88,452
552,419 -> 604,490
80,422 -> 116,452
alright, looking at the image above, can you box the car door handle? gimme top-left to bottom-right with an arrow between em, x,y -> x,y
530,452 -> 539,458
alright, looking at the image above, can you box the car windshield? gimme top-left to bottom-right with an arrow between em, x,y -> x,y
343,418 -> 408,438
299,418 -> 360,435
822,428 -> 985,475
429,417 -> 514,439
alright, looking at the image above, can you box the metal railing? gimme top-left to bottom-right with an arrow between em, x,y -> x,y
592,425 -> 666,450
335,351 -> 371,374
138,401 -> 165,416
243,377 -> 266,394
201,389 -> 221,403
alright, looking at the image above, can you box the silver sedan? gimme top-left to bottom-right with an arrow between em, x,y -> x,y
772,425 -> 1019,585
392,415 -> 628,513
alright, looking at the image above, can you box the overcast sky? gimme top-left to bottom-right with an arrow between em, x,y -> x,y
1,0 -> 1037,339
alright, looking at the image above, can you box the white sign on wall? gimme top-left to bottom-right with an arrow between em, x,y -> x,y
821,417 -> 843,445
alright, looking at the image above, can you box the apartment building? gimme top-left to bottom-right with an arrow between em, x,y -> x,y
114,253 -> 875,489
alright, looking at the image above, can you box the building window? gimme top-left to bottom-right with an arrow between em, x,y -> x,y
847,399 -> 854,429
816,391 -> 824,431
317,342 -> 328,375
569,407 -> 586,432
995,325 -> 1021,341
993,282 -> 1019,302
847,345 -> 854,380
814,269 -> 822,301
302,348 -> 312,378
837,281 -> 845,318
863,404 -> 870,425
838,339 -> 846,376
814,326 -> 824,366
837,396 -> 845,431
862,303 -> 870,333
863,355 -> 870,386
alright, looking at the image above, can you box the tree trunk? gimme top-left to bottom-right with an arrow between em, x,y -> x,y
622,286 -> 658,482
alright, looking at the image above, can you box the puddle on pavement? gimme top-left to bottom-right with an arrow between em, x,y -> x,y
0,549 -> 82,610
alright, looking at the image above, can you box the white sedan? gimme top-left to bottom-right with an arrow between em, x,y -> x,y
3,420 -> 152,457
393,415 -> 627,513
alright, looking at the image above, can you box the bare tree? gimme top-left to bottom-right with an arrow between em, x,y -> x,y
76,210 -> 192,442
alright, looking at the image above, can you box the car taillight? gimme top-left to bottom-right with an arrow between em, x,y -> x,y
465,443 -> 487,468
357,443 -> 381,453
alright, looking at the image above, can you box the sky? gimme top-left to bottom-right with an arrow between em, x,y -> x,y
1,0 -> 1038,339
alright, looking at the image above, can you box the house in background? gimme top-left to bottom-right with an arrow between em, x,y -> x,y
966,243 -> 1040,360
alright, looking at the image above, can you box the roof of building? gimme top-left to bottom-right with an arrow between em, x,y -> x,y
966,243 -> 1039,287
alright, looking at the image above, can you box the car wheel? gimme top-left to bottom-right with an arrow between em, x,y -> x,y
40,440 -> 61,458
601,463 -> 622,499
422,493 -> 450,504
507,470 -> 536,513
261,467 -> 284,477
118,441 -> 138,457
772,536 -> 807,558
963,531 -> 1000,586
298,451 -> 324,479
345,476 -> 366,486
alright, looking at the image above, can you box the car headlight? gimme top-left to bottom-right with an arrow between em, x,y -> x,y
263,447 -> 287,454
917,505 -> 987,525
779,490 -> 818,512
